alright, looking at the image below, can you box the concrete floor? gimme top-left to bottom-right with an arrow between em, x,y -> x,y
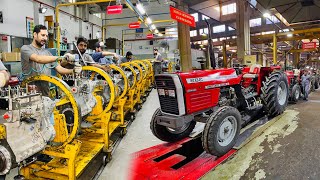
98,89 -> 163,180
203,89 -> 320,180
99,89 -> 320,180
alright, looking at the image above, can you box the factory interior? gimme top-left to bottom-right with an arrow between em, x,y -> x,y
1,0 -> 320,179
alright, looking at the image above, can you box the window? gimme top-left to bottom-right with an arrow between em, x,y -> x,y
250,18 -> 261,27
228,26 -> 235,31
191,13 -> 199,22
202,15 -> 210,20
213,25 -> 225,33
222,3 -> 236,15
266,15 -> 280,24
199,28 -> 208,35
232,36 -> 237,39
220,37 -> 226,41
190,30 -> 197,37
212,38 -> 218,42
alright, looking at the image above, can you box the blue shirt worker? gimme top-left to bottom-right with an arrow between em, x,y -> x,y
301,70 -> 311,101
91,42 -> 118,65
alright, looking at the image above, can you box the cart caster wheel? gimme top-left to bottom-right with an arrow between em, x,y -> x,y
14,175 -> 25,180
130,113 -> 136,121
120,128 -> 127,138
136,104 -> 142,111
103,153 -> 112,166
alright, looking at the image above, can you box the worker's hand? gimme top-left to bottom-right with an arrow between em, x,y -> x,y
113,54 -> 119,60
102,65 -> 111,72
73,64 -> 82,74
63,53 -> 76,64
0,72 -> 7,88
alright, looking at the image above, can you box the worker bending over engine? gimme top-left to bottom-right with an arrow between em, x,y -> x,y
21,24 -> 81,96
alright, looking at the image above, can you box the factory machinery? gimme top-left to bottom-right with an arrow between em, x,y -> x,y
0,60 -> 154,179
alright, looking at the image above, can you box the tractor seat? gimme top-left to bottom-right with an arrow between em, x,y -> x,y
243,64 -> 261,79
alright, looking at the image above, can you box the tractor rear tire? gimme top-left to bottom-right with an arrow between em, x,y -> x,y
202,106 -> 241,157
261,71 -> 289,117
150,108 -> 196,142
289,84 -> 300,103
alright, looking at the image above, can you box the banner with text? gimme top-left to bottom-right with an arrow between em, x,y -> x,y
170,6 -> 195,27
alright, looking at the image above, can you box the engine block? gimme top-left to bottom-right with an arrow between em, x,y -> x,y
0,86 -> 56,175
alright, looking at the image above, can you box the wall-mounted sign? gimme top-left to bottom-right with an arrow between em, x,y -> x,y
302,42 -> 317,49
107,5 -> 123,15
136,28 -> 144,39
26,17 -> 34,38
169,6 -> 195,27
147,34 -> 154,39
1,36 -> 8,41
129,22 -> 140,29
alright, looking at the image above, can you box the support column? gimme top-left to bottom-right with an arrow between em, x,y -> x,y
177,0 -> 192,72
273,33 -> 277,65
293,41 -> 300,68
236,0 -> 251,62
222,40 -> 227,67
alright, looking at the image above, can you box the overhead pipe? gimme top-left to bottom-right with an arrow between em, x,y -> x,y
55,0 -> 115,55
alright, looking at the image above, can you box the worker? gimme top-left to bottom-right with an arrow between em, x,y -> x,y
153,49 -> 163,75
119,51 -> 133,64
0,60 -> 10,88
91,42 -> 118,65
301,69 -> 311,101
21,24 -> 81,96
153,49 -> 163,61
63,37 -> 109,72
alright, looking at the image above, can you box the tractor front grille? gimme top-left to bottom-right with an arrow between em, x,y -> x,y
155,75 -> 180,115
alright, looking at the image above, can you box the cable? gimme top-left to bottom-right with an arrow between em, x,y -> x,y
19,58 -> 60,80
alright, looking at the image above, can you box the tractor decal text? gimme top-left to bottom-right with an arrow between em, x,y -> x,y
186,72 -> 237,84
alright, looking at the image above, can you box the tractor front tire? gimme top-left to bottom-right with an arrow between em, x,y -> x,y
150,108 -> 196,142
261,71 -> 289,117
289,84 -> 300,103
202,106 -> 241,157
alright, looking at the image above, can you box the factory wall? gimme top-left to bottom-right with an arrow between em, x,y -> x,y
0,0 -> 102,52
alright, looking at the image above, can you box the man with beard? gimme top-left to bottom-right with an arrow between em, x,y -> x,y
21,25 -> 81,96
64,37 -> 109,72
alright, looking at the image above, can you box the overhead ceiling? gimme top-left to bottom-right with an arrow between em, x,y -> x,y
256,0 -> 320,24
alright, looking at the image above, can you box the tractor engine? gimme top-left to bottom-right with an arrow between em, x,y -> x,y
0,86 -> 56,175
72,79 -> 98,117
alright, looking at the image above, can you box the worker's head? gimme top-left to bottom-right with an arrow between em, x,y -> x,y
126,51 -> 133,61
33,25 -> 48,47
77,37 -> 89,54
94,42 -> 106,52
153,49 -> 158,54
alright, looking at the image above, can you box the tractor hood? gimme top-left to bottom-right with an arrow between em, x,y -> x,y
177,68 -> 241,90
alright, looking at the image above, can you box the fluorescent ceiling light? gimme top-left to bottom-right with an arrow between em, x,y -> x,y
146,17 -> 152,24
150,24 -> 156,30
287,33 -> 293,37
263,12 -> 271,18
136,3 -> 146,15
155,29 -> 159,34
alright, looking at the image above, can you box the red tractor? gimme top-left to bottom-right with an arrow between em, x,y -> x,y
150,65 -> 290,156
